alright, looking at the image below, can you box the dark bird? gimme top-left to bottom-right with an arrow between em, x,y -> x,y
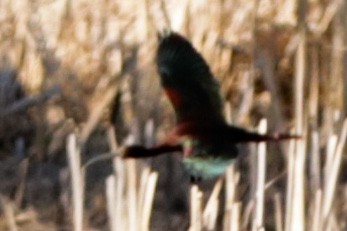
123,31 -> 299,180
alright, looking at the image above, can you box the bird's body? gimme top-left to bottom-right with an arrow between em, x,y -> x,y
124,31 -> 299,180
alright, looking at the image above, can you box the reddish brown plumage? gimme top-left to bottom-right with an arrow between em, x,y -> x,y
122,31 -> 300,179
164,87 -> 183,108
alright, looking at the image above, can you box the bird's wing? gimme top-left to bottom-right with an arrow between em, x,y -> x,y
156,32 -> 225,124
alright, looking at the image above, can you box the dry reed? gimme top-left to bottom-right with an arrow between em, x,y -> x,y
0,0 -> 347,230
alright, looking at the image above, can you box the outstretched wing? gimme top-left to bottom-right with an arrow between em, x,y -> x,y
156,32 -> 225,124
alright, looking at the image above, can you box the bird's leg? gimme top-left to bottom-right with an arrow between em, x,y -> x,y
189,175 -> 202,183
225,125 -> 301,143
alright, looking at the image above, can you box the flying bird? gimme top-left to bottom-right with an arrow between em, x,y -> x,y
123,31 -> 299,181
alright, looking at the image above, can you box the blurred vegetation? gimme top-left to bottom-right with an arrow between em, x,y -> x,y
0,0 -> 347,230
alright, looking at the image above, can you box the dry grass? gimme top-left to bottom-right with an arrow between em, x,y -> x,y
1,0 -> 347,230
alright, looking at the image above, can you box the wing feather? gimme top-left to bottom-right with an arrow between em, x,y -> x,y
156,32 -> 225,124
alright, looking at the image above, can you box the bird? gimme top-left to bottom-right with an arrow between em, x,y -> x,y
123,31 -> 299,181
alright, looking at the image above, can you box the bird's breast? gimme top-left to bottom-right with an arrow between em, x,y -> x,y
182,156 -> 235,179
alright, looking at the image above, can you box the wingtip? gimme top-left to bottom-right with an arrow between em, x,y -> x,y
157,29 -> 173,41
157,30 -> 189,46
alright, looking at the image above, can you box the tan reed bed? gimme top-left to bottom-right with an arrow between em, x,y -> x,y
0,0 -> 347,230
67,128 -> 159,231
